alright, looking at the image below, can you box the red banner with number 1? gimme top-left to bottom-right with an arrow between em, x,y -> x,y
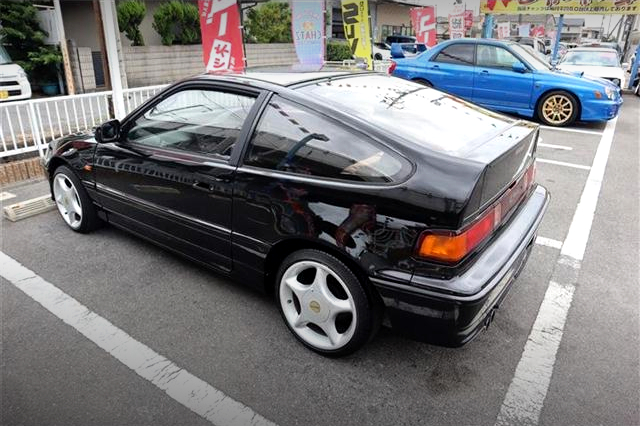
410,7 -> 436,47
199,0 -> 244,73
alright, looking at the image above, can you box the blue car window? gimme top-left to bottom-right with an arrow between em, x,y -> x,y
477,45 -> 521,69
433,44 -> 475,66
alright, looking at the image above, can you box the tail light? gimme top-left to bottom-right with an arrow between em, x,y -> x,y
416,162 -> 536,264
388,61 -> 397,74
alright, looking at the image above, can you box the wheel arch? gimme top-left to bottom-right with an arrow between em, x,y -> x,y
411,77 -> 433,87
263,238 -> 383,308
534,88 -> 583,121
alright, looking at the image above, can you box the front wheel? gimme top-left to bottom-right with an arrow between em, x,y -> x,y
537,91 -> 578,127
276,249 -> 375,356
52,165 -> 101,233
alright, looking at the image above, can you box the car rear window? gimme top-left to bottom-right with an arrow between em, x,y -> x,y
297,75 -> 514,156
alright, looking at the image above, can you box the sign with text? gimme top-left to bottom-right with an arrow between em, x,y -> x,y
481,0 -> 640,15
291,0 -> 325,66
449,4 -> 466,39
497,22 -> 511,38
341,0 -> 372,69
199,0 -> 244,73
410,6 -> 436,47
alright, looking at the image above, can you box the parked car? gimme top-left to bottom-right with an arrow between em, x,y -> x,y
580,41 -> 622,57
44,72 -> 549,356
556,47 -> 625,88
389,39 -> 623,127
505,36 -> 547,58
372,42 -> 391,60
0,45 -> 32,102
385,34 -> 416,45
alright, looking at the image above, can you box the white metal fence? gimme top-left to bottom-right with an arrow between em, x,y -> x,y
0,84 -> 166,159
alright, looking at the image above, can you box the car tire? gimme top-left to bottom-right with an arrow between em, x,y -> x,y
275,249 -> 375,357
537,91 -> 579,127
374,53 -> 383,60
52,165 -> 101,233
412,78 -> 433,87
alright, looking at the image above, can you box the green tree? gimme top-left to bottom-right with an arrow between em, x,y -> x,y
117,0 -> 146,46
0,0 -> 62,83
245,2 -> 292,43
152,1 -> 200,46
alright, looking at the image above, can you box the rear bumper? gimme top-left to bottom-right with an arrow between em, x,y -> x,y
371,185 -> 549,347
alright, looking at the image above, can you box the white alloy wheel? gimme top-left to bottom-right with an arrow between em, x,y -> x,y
279,260 -> 357,351
53,173 -> 83,230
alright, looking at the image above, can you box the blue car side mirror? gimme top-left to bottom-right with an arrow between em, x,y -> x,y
390,43 -> 405,59
512,62 -> 527,73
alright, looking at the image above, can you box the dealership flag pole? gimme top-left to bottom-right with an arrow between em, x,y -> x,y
552,14 -> 564,64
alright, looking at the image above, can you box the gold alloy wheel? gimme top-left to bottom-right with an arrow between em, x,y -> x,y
541,94 -> 574,126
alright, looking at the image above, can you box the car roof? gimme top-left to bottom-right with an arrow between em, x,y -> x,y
568,47 -> 617,53
194,71 -> 356,87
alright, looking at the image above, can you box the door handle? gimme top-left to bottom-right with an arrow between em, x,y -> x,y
431,65 -> 440,70
192,181 -> 214,192
481,70 -> 489,74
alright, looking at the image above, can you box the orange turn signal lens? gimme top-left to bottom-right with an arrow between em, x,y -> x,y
417,204 -> 496,263
594,90 -> 603,99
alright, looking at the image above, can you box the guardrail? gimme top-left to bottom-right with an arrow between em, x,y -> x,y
323,60 -> 392,73
0,84 -> 167,159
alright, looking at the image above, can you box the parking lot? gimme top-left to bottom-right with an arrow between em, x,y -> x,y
1,94 -> 638,426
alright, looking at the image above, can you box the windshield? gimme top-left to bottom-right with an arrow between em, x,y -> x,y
0,45 -> 12,65
560,50 -> 620,67
510,44 -> 551,71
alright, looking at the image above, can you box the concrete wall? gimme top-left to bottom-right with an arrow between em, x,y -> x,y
68,44 -> 97,92
122,44 -> 297,87
62,1 -> 100,51
376,3 -> 414,42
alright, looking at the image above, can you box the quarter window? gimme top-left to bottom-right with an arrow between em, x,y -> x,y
433,44 -> 475,66
244,96 -> 408,183
126,89 -> 255,158
477,45 -> 522,69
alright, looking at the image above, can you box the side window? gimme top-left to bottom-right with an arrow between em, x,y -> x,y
433,44 -> 475,66
244,96 -> 409,183
125,89 -> 255,158
477,45 -> 522,70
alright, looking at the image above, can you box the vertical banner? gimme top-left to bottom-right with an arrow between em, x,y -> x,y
291,0 -> 325,67
341,0 -> 372,69
410,7 -> 436,47
448,3 -> 466,39
518,23 -> 531,36
199,0 -> 244,73
497,22 -> 511,39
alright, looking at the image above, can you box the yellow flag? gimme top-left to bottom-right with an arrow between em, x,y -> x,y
341,0 -> 372,70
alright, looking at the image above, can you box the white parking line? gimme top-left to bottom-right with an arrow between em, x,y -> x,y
0,191 -> 16,202
0,252 -> 277,426
536,158 -> 591,170
540,125 -> 604,136
538,143 -> 573,151
496,117 -> 618,426
535,236 -> 563,250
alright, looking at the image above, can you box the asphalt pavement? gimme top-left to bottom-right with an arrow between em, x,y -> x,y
1,95 -> 638,426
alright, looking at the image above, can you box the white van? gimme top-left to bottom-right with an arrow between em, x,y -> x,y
0,45 -> 32,102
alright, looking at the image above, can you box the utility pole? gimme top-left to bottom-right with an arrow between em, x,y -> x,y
100,0 -> 125,119
52,0 -> 75,95
93,0 -> 111,90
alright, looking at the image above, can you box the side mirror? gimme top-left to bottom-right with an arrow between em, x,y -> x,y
512,62 -> 527,73
390,43 -> 405,59
95,119 -> 121,143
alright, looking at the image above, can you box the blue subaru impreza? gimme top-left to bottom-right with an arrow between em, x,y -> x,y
389,39 -> 622,127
